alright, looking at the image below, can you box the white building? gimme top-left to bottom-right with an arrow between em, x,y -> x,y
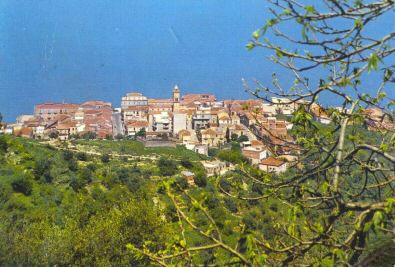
152,112 -> 172,133
173,113 -> 187,135
259,157 -> 287,174
121,92 -> 148,109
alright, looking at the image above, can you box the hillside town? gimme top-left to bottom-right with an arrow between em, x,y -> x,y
1,85 -> 394,174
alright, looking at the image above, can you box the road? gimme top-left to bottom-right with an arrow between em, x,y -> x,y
112,111 -> 124,137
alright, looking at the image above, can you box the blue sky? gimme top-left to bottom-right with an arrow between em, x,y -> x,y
0,0 -> 274,121
0,0 -> 393,122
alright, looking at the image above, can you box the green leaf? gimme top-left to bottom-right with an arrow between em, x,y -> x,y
282,9 -> 291,16
384,68 -> 393,81
252,29 -> 260,40
304,5 -> 315,15
354,18 -> 363,29
275,48 -> 283,58
373,211 -> 384,226
246,42 -> 255,51
368,53 -> 380,72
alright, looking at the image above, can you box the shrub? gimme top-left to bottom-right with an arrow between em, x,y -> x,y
224,198 -> 238,213
180,158 -> 193,169
63,150 -> 74,161
237,135 -> 249,143
0,135 -> 8,152
11,176 -> 33,196
49,131 -> 59,139
76,152 -> 88,161
157,157 -> 177,176
231,133 -> 238,141
68,159 -> 78,172
101,153 -> 110,163
194,173 -> 207,187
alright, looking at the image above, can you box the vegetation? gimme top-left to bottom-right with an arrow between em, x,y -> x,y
1,1 -> 394,266
130,1 -> 395,266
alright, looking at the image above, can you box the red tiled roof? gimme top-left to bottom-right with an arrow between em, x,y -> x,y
35,102 -> 79,110
126,120 -> 148,127
260,157 -> 285,167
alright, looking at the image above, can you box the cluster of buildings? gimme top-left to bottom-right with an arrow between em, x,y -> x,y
2,85 -> 392,175
3,101 -> 113,140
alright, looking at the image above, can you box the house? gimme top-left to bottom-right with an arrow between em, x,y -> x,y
201,127 -> 225,147
34,102 -> 79,121
151,112 -> 172,133
194,144 -> 208,156
18,127 -> 33,138
178,129 -> 192,144
181,94 -> 217,106
126,120 -> 148,136
122,106 -> 149,122
242,146 -> 268,165
57,122 -> 77,141
202,160 -> 227,176
231,114 -> 240,125
121,92 -> 148,109
259,157 -> 287,174
229,124 -> 248,138
182,171 -> 195,186
271,97 -> 300,115
16,115 -> 35,124
311,103 -> 331,125
148,99 -> 173,113
223,99 -> 263,115
218,112 -> 231,126
192,108 -> 212,129
173,112 -> 188,135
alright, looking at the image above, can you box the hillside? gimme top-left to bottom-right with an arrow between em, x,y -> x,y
0,135 -> 270,266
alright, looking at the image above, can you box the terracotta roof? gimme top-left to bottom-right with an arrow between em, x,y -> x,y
148,98 -> 173,104
19,127 -> 33,136
202,128 -> 217,136
123,106 -> 149,111
126,92 -> 144,97
57,122 -> 76,130
35,102 -> 79,110
126,120 -> 148,127
178,129 -> 191,136
251,140 -> 263,146
81,100 -> 112,107
235,124 -> 245,130
260,157 -> 285,167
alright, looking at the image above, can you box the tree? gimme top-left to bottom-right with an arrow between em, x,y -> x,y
135,1 -> 395,266
135,128 -> 146,138
11,176 -> 33,196
82,131 -> 96,140
237,134 -> 248,143
76,152 -> 88,161
180,157 -> 193,169
230,133 -> 238,142
225,127 -> 231,143
157,157 -> 177,176
193,172 -> 207,187
62,150 -> 74,161
101,153 -> 110,163
48,131 -> 59,139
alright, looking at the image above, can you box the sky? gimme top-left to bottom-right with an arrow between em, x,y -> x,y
0,0 -> 393,122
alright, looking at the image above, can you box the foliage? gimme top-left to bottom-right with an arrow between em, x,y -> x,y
101,153 -> 110,163
157,157 -> 177,176
48,131 -> 59,139
137,1 -> 395,266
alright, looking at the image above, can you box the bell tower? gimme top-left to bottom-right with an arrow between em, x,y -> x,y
173,84 -> 180,111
